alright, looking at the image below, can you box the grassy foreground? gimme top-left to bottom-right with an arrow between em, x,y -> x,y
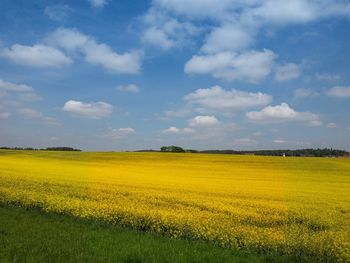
0,205 -> 270,263
0,150 -> 349,261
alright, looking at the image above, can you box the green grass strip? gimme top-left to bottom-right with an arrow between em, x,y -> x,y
0,205 -> 290,263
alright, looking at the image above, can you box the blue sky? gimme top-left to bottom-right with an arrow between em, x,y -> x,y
0,0 -> 350,151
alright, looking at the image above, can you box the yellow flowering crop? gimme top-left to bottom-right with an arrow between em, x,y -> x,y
0,150 -> 349,261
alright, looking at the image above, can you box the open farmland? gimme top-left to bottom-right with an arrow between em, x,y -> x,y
0,150 -> 349,262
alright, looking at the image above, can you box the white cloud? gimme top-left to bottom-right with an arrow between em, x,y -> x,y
19,108 -> 43,118
163,107 -> 192,118
0,44 -> 72,68
44,4 -> 72,22
162,122 -> 237,140
116,84 -> 140,93
145,0 -> 350,87
185,50 -> 277,83
0,79 -> 33,92
188,115 -> 219,127
18,93 -> 42,102
252,0 -> 317,24
102,127 -> 136,139
155,0 -> 350,22
255,0 -> 350,24
182,127 -> 196,133
201,23 -> 253,53
46,28 -> 89,50
18,108 -> 60,126
307,120 -> 323,127
162,126 -> 195,134
118,128 -> 136,133
326,122 -> 337,129
153,0 -> 235,19
0,112 -> 10,119
184,86 -> 272,113
246,103 -> 321,125
88,0 -> 108,8
0,79 -> 42,106
163,126 -> 180,133
0,79 -> 42,111
141,8 -> 199,50
62,100 -> 113,119
47,28 -> 142,74
326,86 -> 350,98
274,63 -> 301,82
315,72 -> 340,82
142,27 -> 175,50
294,88 -> 320,99
273,139 -> 287,144
83,42 -> 142,74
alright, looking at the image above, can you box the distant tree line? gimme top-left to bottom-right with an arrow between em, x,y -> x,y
160,146 -> 186,153
46,147 -> 81,152
200,148 -> 349,157
0,146 -> 81,152
159,146 -> 349,157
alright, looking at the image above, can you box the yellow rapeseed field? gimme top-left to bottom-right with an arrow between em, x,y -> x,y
0,150 -> 349,261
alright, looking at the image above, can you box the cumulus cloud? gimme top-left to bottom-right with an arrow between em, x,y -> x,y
162,122 -> 236,140
256,0 -> 350,24
315,72 -> 340,82
116,84 -> 140,93
153,0 -> 350,23
326,122 -> 337,129
0,79 -> 41,103
142,28 -> 175,50
162,126 -> 195,134
153,0 -> 235,19
144,0 -> 350,84
141,8 -> 199,50
62,100 -> 113,119
102,127 -> 136,139
162,126 -> 180,133
307,120 -> 323,127
163,107 -> 192,119
18,93 -> 42,102
19,108 -> 43,118
0,79 -> 33,92
201,23 -> 253,53
294,88 -> 320,99
274,63 -> 301,82
145,1 -> 350,54
46,27 -> 142,74
185,50 -> 277,83
0,44 -> 72,68
246,103 -> 321,126
273,139 -> 287,144
18,108 -> 60,126
88,0 -> 109,8
326,86 -> 350,98
44,4 -> 72,22
184,86 -> 272,114
252,0 -> 317,24
188,115 -> 219,127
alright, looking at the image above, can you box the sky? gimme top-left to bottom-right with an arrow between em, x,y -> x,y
0,0 -> 350,151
